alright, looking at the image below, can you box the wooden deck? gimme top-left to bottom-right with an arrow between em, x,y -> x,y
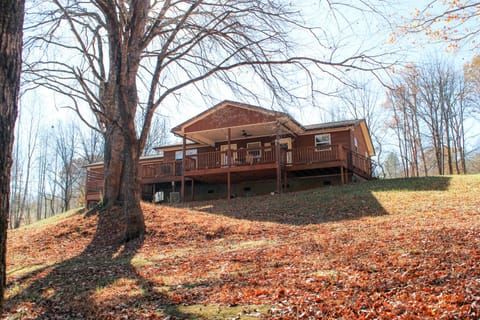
85,144 -> 373,204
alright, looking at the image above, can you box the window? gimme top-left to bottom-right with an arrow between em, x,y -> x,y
220,144 -> 237,166
246,142 -> 261,164
186,149 -> 197,156
175,148 -> 197,160
247,142 -> 261,158
354,137 -> 358,153
315,134 -> 331,149
264,142 -> 272,152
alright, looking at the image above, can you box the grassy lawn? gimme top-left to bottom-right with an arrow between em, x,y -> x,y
4,175 -> 480,319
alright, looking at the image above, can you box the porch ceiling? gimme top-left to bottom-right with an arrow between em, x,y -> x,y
184,121 -> 295,146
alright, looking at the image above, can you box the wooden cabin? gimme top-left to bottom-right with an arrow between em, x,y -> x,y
85,101 -> 375,206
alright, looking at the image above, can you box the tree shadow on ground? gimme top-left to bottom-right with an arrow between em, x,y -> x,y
182,176 -> 452,225
4,207 -> 193,319
4,176 -> 455,318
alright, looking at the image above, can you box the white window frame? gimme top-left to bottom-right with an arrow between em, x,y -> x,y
176,148 -> 197,160
175,150 -> 183,160
314,134 -> 331,150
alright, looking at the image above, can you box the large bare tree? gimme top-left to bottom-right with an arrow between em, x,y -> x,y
386,59 -> 471,177
0,0 -> 25,310
24,0 -> 393,241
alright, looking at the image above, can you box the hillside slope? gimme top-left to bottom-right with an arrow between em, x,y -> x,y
4,175 -> 480,319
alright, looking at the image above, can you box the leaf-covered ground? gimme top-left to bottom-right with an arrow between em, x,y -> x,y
4,175 -> 480,319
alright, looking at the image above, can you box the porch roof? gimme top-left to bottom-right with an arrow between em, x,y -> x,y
171,100 -> 304,146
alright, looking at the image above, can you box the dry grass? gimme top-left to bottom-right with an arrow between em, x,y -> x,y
4,175 -> 480,319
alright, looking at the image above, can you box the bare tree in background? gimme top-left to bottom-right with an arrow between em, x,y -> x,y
415,60 -> 467,175
80,128 -> 104,165
387,66 -> 429,177
141,114 -> 168,156
10,113 -> 39,228
386,84 -> 418,177
386,58 -> 471,177
24,0 -> 395,241
340,80 -> 389,177
35,125 -> 57,220
0,0 -> 25,310
54,122 -> 81,212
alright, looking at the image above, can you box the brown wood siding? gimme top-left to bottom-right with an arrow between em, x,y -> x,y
295,130 -> 351,150
215,136 -> 277,149
198,146 -> 216,153
164,146 -> 215,160
164,150 -> 176,161
89,167 -> 103,173
352,125 -> 369,157
184,105 -> 277,133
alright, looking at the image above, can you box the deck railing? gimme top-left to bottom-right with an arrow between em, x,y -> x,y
290,145 -> 372,177
185,146 -> 277,171
182,144 -> 370,172
85,144 -> 373,202
291,145 -> 343,164
140,160 -> 183,179
85,170 -> 104,201
349,150 -> 372,176
86,145 -> 372,201
87,145 -> 372,181
86,171 -> 103,193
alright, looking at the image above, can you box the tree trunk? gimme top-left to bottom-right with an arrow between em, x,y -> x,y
121,135 -> 145,241
102,124 -> 125,208
101,118 -> 145,241
0,0 -> 25,310
444,109 -> 453,175
98,0 -> 148,241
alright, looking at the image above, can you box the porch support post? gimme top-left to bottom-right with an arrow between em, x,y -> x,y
276,123 -> 281,194
340,166 -> 345,184
227,128 -> 231,200
181,135 -> 186,202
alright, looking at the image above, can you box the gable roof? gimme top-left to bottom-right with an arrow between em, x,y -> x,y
168,100 -> 375,156
171,100 -> 304,145
171,100 -> 305,131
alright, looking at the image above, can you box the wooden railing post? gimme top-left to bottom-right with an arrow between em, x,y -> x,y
227,128 -> 231,200
276,124 -> 281,193
181,136 -> 186,202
